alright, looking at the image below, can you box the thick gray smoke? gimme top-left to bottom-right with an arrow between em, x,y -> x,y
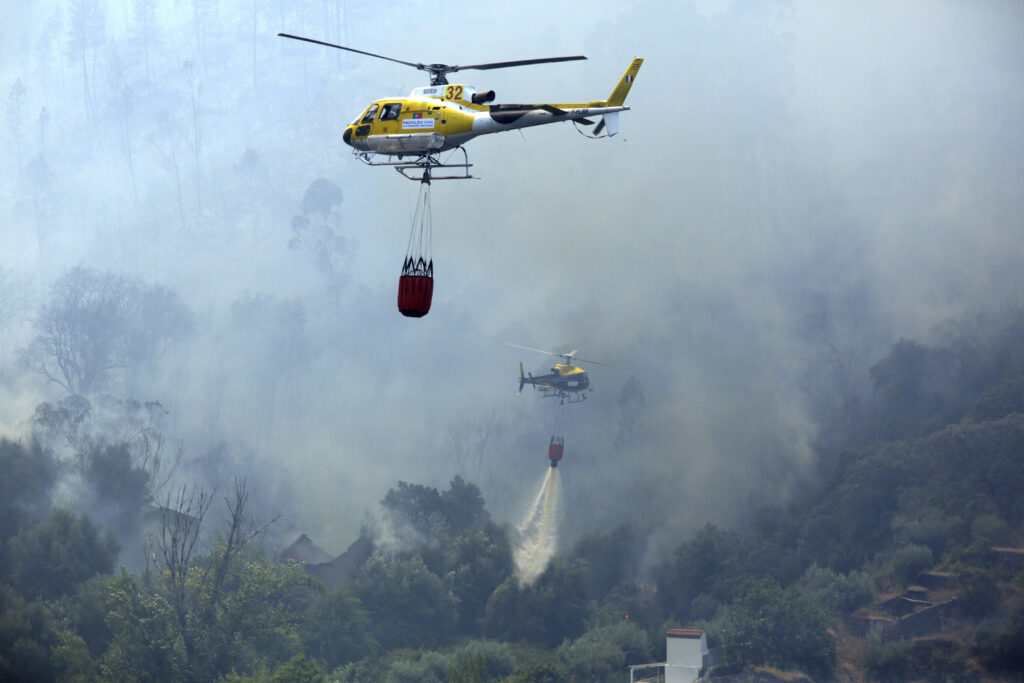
1,0 -> 1022,559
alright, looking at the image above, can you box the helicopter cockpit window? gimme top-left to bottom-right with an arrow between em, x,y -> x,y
380,103 -> 402,121
360,104 -> 379,124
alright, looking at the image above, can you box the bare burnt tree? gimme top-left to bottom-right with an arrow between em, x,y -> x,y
123,400 -> 181,497
5,79 -> 27,183
183,60 -> 203,213
153,484 -> 211,672
289,177 -> 346,277
149,111 -> 188,231
151,479 -> 279,680
20,153 -> 56,261
19,267 -> 193,395
234,147 -> 264,243
0,266 -> 31,370
32,395 -> 182,508
227,293 -> 312,436
447,411 -> 505,485
131,0 -> 157,82
65,0 -> 106,123
614,375 -> 647,453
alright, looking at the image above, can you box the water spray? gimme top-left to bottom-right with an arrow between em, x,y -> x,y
513,466 -> 561,585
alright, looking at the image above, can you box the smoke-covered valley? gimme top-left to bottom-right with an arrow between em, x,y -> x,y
2,0 -> 1023,570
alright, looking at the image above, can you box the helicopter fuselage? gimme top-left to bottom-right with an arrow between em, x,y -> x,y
521,362 -> 590,399
342,84 -> 629,156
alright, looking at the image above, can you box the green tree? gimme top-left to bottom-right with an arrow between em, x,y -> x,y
446,654 -> 488,683
795,563 -> 874,617
102,572 -> 185,683
116,480 -> 317,681
60,574 -> 114,659
301,588 -> 377,670
569,524 -> 638,602
332,656 -> 386,682
559,636 -> 624,683
83,441 -> 151,534
381,476 -> 489,543
559,621 -> 652,682
8,509 -> 119,601
0,438 -> 56,548
864,636 -> 912,683
483,559 -> 588,646
349,553 -> 456,648
973,600 -> 1024,673
221,652 -> 329,683
266,654 -> 327,682
721,578 -> 835,678
889,543 -> 934,586
445,521 -> 513,633
384,650 -> 452,683
450,640 -> 516,681
52,628 -> 100,682
868,338 -> 961,439
654,523 -> 800,619
0,585 -> 59,682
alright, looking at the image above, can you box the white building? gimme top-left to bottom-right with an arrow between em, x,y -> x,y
629,628 -> 712,683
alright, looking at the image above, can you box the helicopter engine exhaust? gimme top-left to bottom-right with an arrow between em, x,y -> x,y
472,89 -> 496,104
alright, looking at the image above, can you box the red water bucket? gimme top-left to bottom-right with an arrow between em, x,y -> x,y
548,437 -> 564,466
397,274 -> 433,317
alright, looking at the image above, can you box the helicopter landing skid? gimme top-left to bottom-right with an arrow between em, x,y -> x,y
354,148 -> 475,181
542,391 -> 587,405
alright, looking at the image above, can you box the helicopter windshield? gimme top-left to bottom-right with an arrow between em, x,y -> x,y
360,104 -> 379,124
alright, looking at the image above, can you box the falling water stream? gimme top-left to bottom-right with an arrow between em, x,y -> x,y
513,466 -> 560,585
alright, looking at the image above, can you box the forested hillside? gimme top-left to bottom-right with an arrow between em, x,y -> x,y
4,1 -> 1024,681
2,310 -> 1023,682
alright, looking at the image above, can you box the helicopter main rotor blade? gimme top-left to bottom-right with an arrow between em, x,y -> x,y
456,55 -> 587,72
506,343 -> 622,368
278,33 -> 423,70
573,357 -> 625,369
505,343 -> 560,357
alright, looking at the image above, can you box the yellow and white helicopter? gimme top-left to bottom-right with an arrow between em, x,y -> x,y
279,33 -> 642,180
508,344 -> 621,404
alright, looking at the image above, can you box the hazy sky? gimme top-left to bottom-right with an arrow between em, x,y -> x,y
2,0 -> 1023,558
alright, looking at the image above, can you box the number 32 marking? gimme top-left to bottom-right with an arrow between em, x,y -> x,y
444,85 -> 464,100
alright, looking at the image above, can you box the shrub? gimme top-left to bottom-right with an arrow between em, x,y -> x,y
865,637 -> 912,682
891,544 -> 933,586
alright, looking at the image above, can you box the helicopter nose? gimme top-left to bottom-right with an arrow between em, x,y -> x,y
342,126 -> 353,146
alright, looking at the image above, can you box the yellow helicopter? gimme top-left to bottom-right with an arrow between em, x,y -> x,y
278,33 -> 642,180
508,344 -> 621,404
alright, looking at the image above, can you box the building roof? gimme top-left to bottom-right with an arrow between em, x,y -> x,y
277,533 -> 333,565
667,628 -> 704,639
